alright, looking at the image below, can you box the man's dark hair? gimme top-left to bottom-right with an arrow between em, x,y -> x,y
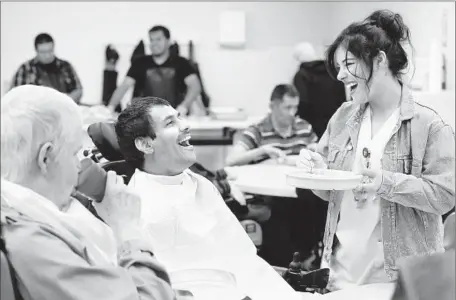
148,25 -> 171,39
115,97 -> 171,169
270,84 -> 299,102
34,33 -> 54,49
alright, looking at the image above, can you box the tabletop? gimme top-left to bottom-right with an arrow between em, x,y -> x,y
226,163 -> 299,198
186,115 -> 263,131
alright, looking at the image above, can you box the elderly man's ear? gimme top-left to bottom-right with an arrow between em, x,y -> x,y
37,142 -> 54,174
134,137 -> 154,154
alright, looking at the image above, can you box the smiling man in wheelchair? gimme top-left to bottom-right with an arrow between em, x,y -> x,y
111,96 -> 319,300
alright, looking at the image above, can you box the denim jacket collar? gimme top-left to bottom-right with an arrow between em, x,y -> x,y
345,84 -> 415,147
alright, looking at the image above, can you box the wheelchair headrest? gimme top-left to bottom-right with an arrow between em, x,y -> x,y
87,122 -> 124,161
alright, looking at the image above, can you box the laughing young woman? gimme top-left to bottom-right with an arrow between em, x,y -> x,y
297,10 -> 455,292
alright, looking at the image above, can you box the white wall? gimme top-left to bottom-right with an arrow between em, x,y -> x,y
1,2 -> 454,115
0,2 -> 334,116
325,2 -> 455,91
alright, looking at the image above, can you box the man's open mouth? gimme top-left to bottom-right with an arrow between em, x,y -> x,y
178,136 -> 192,147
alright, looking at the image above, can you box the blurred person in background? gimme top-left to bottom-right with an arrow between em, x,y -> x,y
10,33 -> 83,104
292,42 -> 346,139
291,42 -> 346,270
107,25 -> 201,116
102,45 -> 121,112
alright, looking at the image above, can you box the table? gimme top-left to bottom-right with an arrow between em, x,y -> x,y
80,106 -> 262,146
187,115 -> 263,169
187,116 -> 263,131
187,116 -> 263,146
226,164 -> 298,198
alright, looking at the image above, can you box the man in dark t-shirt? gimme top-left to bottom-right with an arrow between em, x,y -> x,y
126,55 -> 195,108
107,26 -> 201,116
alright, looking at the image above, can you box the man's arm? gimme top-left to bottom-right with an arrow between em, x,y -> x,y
177,74 -> 201,115
6,220 -> 175,300
66,63 -> 83,104
226,144 -> 268,167
107,77 -> 136,112
107,60 -> 141,111
290,121 -> 319,155
301,130 -> 319,153
226,126 -> 264,166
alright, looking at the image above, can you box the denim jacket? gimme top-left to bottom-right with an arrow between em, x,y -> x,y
315,87 -> 455,285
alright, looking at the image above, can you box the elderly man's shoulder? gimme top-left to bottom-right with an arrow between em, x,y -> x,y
2,210 -> 77,260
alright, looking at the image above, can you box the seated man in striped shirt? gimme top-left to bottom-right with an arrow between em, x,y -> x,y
226,84 -> 323,269
226,84 -> 318,167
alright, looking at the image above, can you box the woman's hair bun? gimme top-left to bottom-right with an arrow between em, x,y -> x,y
366,9 -> 410,43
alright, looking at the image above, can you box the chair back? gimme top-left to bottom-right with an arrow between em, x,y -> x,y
87,122 -> 124,162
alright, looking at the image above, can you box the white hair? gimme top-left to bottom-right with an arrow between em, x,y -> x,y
293,42 -> 318,63
1,85 -> 82,183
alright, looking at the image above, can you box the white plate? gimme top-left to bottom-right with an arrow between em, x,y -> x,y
286,169 -> 362,190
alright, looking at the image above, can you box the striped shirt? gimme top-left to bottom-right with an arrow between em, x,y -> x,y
236,114 -> 318,161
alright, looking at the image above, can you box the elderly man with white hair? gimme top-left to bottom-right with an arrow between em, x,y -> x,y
1,85 -> 175,300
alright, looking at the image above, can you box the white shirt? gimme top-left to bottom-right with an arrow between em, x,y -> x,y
330,106 -> 400,290
128,169 -> 304,300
